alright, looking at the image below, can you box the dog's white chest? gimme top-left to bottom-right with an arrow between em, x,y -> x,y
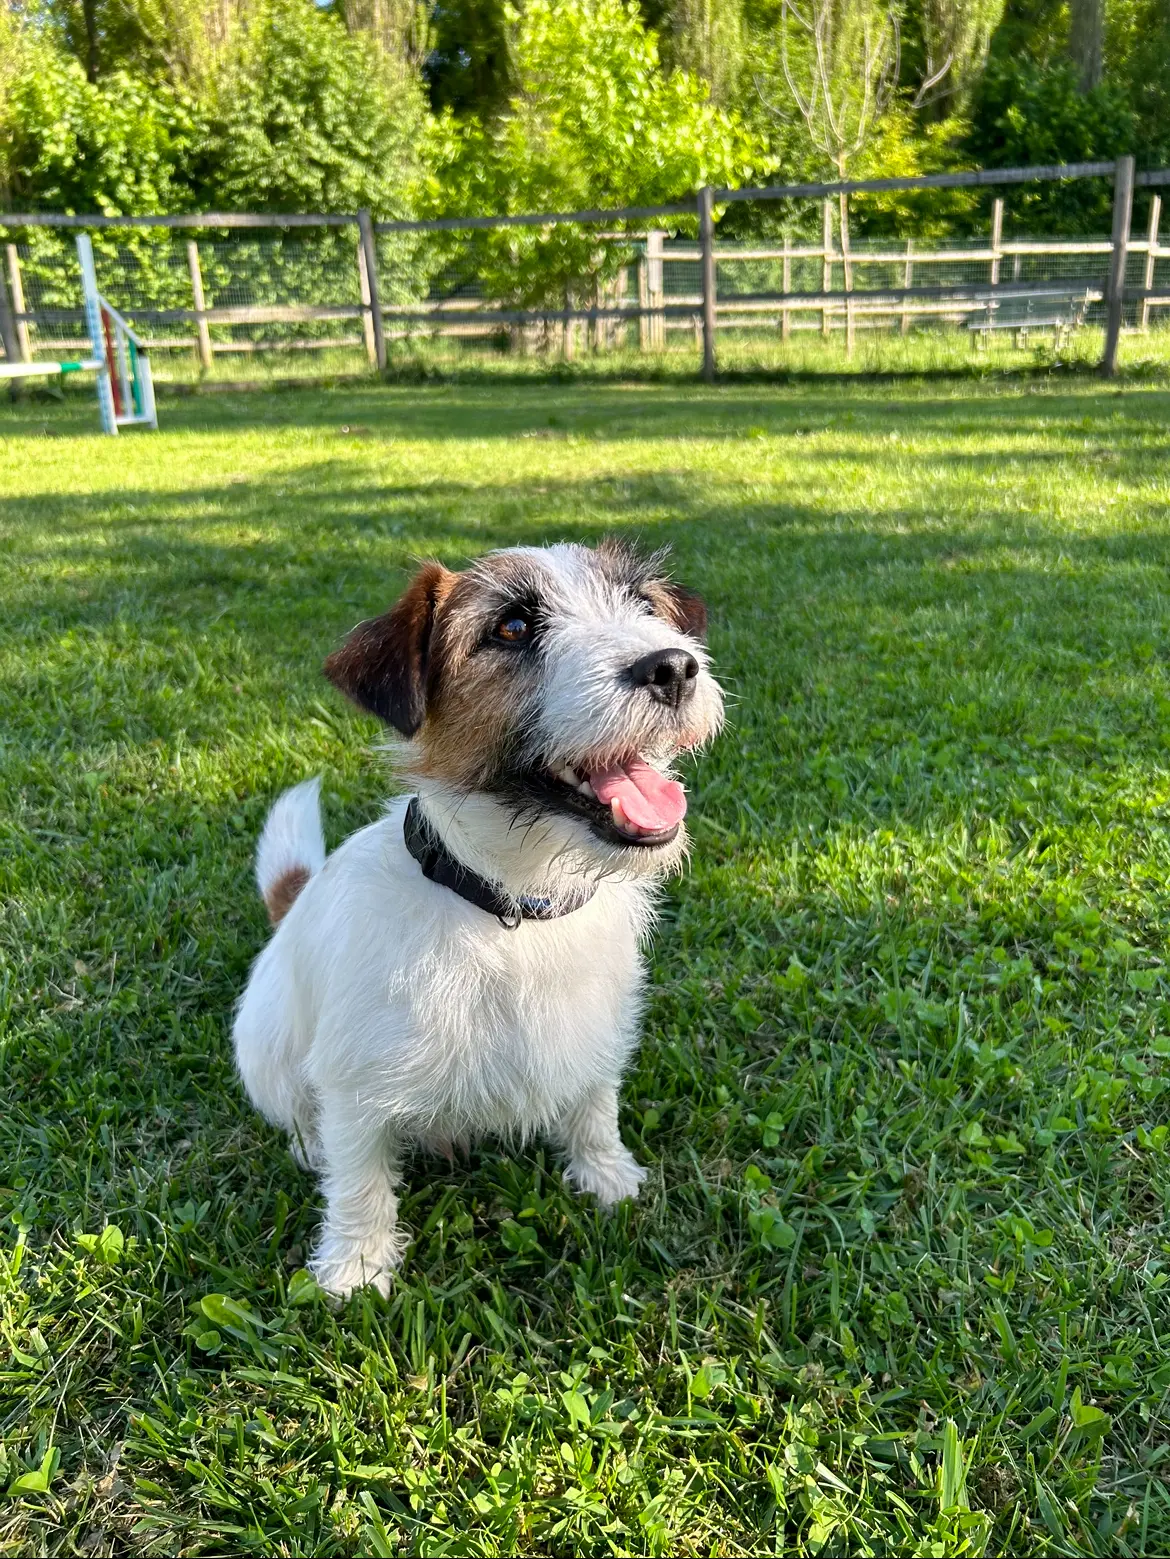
378,903 -> 644,1133
296,846 -> 652,1138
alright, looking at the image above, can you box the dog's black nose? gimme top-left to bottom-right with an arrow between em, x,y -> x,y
629,647 -> 699,708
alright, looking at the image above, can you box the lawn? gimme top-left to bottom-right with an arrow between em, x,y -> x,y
2,373 -> 1170,1556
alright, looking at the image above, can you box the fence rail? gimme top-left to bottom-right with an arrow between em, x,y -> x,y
2,157 -> 1166,380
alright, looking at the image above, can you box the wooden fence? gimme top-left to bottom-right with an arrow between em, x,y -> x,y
1,156 -> 1167,379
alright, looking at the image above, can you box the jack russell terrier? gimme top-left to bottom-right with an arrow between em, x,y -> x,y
233,540 -> 723,1296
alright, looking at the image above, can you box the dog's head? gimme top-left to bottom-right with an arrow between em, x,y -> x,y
324,541 -> 723,878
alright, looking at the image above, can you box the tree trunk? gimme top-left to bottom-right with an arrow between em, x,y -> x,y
82,0 -> 100,81
1068,0 -> 1104,91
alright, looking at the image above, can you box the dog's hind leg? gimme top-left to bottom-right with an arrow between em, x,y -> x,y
553,1084 -> 647,1207
309,1093 -> 406,1299
233,944 -> 320,1166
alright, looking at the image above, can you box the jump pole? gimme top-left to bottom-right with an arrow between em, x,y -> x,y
76,234 -> 117,435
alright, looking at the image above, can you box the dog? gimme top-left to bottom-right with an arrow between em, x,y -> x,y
232,539 -> 723,1297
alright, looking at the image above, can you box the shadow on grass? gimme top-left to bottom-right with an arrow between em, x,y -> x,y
6,375 -> 1170,447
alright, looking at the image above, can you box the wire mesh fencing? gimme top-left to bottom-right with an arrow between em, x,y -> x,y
3,159 -> 1169,384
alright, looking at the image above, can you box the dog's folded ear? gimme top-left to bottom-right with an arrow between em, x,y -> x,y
324,562 -> 455,735
661,582 -> 708,641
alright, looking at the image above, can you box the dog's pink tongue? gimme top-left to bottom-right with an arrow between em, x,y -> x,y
588,757 -> 687,832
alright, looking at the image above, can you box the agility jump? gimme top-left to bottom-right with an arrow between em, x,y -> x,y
0,233 -> 157,435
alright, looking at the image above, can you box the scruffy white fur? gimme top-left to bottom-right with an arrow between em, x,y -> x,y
254,776 -> 326,897
233,543 -> 721,1298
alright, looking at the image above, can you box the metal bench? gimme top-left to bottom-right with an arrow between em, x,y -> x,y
967,288 -> 1094,349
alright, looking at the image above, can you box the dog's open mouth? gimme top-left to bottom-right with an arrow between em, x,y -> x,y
524,754 -> 687,847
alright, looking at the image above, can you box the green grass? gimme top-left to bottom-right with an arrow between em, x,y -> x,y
3,372 -> 1170,1556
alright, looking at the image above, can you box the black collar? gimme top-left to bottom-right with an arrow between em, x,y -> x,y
403,796 -> 595,929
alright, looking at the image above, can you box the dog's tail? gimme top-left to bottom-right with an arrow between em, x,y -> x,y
255,776 -> 327,926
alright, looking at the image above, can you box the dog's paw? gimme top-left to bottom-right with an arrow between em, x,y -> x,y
564,1148 -> 648,1208
309,1235 -> 404,1300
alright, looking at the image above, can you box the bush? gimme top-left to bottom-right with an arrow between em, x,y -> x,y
2,34 -> 202,216
964,58 -> 1137,233
203,0 -> 430,218
429,0 -> 766,312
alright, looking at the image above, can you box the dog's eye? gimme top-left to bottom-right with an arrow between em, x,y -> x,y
493,613 -> 532,645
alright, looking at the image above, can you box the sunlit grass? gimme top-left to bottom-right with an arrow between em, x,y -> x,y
2,373 -> 1169,1554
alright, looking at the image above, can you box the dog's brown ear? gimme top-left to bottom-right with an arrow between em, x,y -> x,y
661,582 -> 708,641
324,562 -> 455,735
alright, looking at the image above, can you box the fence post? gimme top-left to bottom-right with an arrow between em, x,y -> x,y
356,237 -> 378,365
638,248 -> 650,351
0,253 -> 21,398
1102,154 -> 1135,376
5,246 -> 31,362
698,186 -> 716,382
647,229 -> 665,348
781,236 -> 791,342
839,193 -> 855,357
357,209 -> 386,371
1142,192 -> 1161,331
186,240 -> 213,372
821,198 -> 833,338
989,197 -> 1004,288
987,197 -> 1004,339
901,240 -> 913,335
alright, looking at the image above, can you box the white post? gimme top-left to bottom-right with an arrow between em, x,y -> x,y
76,233 -> 117,436
990,198 -> 1004,288
138,348 -> 158,430
357,209 -> 386,371
839,192 -> 855,357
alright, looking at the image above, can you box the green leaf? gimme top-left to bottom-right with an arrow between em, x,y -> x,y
286,1269 -> 322,1306
499,1220 -> 540,1256
7,1448 -> 59,1497
561,1389 -> 591,1427
1019,1406 -> 1057,1440
938,1420 -> 968,1512
75,1224 -> 124,1264
749,1206 -> 796,1250
1069,1386 -> 1110,1435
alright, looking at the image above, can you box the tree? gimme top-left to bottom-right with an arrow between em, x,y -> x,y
340,0 -> 429,81
1068,0 -> 1103,90
768,0 -> 906,296
665,0 -> 745,107
206,0 -> 430,215
0,21 -> 201,213
424,0 -> 513,114
915,0 -> 1006,115
432,0 -> 764,319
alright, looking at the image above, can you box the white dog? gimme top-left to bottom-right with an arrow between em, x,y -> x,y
233,540 -> 723,1297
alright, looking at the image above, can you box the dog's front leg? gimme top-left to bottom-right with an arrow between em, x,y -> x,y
309,1096 -> 405,1298
554,1084 -> 647,1207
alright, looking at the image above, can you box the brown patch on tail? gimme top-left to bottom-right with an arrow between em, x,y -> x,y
266,865 -> 311,926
